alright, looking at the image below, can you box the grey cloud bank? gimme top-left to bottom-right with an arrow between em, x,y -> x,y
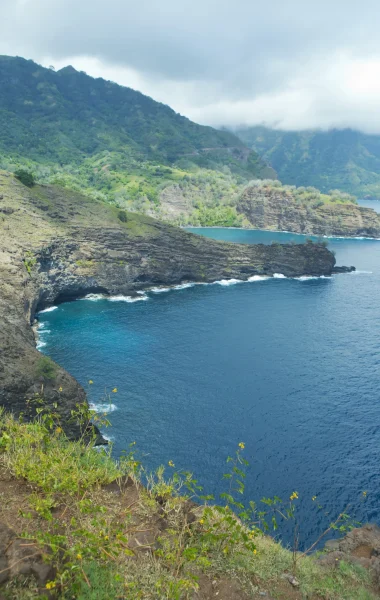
2,0 -> 380,132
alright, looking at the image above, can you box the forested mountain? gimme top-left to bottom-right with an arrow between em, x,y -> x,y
235,125 -> 380,198
0,56 -> 274,219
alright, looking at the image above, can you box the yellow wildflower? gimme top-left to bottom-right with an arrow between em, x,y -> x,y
76,553 -> 82,560
290,491 -> 299,501
312,495 -> 317,501
55,427 -> 63,435
253,549 -> 257,555
46,582 -> 56,590
200,519 -> 204,525
238,442 -> 245,449
88,380 -> 94,384
58,386 -> 63,392
112,387 -> 118,393
168,460 -> 175,467
363,491 -> 367,497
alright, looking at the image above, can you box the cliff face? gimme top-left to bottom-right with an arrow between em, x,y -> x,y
238,186 -> 380,237
0,172 -> 337,435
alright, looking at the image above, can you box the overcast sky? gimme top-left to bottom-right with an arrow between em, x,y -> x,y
2,0 -> 380,132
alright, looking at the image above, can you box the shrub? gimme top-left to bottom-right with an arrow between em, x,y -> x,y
35,356 -> 57,380
118,210 -> 128,223
14,168 -> 36,187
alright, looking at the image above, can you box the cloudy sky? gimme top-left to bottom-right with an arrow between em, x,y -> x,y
2,0 -> 380,132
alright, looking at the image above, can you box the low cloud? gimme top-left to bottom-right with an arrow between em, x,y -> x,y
2,0 -> 380,132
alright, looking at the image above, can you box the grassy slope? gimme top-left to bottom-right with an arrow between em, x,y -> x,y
235,126 -> 380,198
0,408 -> 376,600
0,56 -> 274,218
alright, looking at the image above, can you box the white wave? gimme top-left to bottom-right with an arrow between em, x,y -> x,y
109,294 -> 148,302
102,433 -> 115,442
247,275 -> 270,282
295,275 -> 331,281
137,290 -> 146,295
347,270 -> 373,275
90,402 -> 118,413
81,293 -> 105,301
173,283 -> 196,290
38,306 -> 58,313
150,287 -> 172,293
214,279 -> 244,286
273,273 -> 287,279
38,329 -> 51,334
36,341 -> 46,349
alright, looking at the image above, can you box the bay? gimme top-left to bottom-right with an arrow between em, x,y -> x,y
38,228 -> 380,547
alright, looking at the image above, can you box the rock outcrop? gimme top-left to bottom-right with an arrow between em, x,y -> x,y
238,185 -> 380,237
0,171 -> 341,434
321,525 -> 380,587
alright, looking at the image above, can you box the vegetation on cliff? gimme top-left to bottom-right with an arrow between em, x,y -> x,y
236,180 -> 380,237
0,56 -> 274,217
173,179 -> 359,229
235,125 -> 380,198
0,405 -> 377,599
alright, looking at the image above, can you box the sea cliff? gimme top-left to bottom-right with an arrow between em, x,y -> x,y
0,171 -> 340,434
238,184 -> 380,237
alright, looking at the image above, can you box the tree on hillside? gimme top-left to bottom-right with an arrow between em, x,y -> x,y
14,169 -> 36,187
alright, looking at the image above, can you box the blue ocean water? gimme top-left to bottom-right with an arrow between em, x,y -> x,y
38,228 -> 380,548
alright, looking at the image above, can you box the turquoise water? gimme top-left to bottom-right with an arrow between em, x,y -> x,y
38,228 -> 380,547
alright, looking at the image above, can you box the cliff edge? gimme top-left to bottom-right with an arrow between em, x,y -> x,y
0,171 -> 339,434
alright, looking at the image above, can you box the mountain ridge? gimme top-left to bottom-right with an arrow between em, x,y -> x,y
0,55 -> 274,218
235,125 -> 380,198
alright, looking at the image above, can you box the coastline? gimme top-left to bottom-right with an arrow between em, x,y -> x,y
183,225 -> 380,241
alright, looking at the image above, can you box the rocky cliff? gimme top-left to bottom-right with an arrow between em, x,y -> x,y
0,171 -> 340,435
238,185 -> 380,237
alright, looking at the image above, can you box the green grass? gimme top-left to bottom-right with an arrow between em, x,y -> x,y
0,406 -> 377,599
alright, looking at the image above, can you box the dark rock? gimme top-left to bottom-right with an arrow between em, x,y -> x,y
332,265 -> 356,273
321,524 -> 380,587
0,522 -> 55,592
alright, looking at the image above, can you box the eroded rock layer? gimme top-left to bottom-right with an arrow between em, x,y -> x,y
238,185 -> 380,237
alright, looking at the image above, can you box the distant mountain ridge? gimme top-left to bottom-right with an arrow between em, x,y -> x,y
0,55 -> 274,217
235,125 -> 380,198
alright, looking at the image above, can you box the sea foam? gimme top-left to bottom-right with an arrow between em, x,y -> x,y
81,294 -> 105,301
109,294 -> 148,302
90,402 -> 118,413
295,275 -> 331,281
38,306 -> 58,313
247,275 -> 270,282
214,278 -> 244,286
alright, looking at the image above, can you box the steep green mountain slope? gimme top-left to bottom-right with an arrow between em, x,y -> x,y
235,126 -> 380,198
0,56 -> 274,217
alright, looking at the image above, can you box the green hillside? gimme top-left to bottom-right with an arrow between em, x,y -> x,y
0,56 -> 274,215
235,126 -> 380,198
